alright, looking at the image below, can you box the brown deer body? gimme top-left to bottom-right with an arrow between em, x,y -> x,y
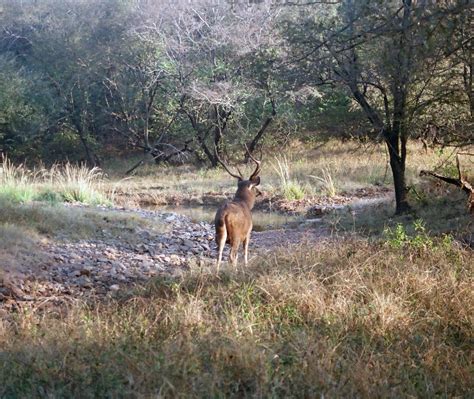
215,150 -> 261,269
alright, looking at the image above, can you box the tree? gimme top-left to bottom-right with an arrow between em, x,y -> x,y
135,0 -> 282,166
0,55 -> 45,157
282,0 -> 471,213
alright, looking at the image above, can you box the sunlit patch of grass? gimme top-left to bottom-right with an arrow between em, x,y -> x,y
0,156 -> 37,202
0,199 -> 167,242
104,140 -> 453,207
0,240 -> 471,397
50,163 -> 110,205
0,155 -> 110,205
271,155 -> 306,200
0,223 -> 46,275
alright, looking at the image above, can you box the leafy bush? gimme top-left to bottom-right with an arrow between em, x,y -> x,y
383,219 -> 453,251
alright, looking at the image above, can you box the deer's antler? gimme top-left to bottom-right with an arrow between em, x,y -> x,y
214,145 -> 243,181
245,144 -> 261,180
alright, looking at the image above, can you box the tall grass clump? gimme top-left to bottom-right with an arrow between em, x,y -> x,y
309,166 -> 337,197
0,155 -> 36,202
271,155 -> 305,200
0,155 -> 110,205
50,163 -> 110,205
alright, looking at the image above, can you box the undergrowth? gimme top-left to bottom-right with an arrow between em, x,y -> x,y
0,240 -> 472,398
271,155 -> 306,200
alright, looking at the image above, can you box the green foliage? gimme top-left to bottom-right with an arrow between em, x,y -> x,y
0,56 -> 46,158
0,0 -> 471,166
282,181 -> 305,201
383,219 -> 454,251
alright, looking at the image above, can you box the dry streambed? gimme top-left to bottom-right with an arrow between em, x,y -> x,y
0,204 -> 328,314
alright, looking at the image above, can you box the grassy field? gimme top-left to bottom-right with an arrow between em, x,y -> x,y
0,140 -> 473,397
1,239 -> 472,397
2,140 -> 471,207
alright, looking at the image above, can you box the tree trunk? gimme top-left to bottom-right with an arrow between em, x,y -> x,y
245,101 -> 276,162
386,131 -> 410,214
78,133 -> 95,166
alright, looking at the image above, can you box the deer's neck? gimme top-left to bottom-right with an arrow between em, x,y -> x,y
234,189 -> 255,210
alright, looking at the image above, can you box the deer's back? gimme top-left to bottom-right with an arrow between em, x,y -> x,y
215,201 -> 252,243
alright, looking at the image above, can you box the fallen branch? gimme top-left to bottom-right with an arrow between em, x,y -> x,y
125,142 -> 193,176
420,155 -> 474,213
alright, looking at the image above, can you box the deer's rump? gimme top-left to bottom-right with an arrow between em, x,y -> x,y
215,202 -> 252,245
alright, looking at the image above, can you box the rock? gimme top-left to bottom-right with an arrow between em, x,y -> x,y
76,276 -> 92,288
0,207 -> 225,306
140,260 -> 154,269
79,268 -> 91,277
182,239 -> 195,249
306,206 -> 325,217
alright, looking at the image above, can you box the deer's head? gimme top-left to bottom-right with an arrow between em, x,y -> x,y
216,147 -> 262,209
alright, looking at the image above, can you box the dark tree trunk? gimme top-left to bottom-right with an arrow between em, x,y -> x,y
74,120 -> 97,167
385,122 -> 410,214
386,140 -> 409,214
245,99 -> 276,163
199,134 -> 218,167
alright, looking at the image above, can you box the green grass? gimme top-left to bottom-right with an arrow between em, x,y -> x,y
326,183 -> 473,239
271,155 -> 307,200
0,240 -> 472,397
0,156 -> 111,205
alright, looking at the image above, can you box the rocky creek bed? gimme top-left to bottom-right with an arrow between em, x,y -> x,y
0,204 -> 329,315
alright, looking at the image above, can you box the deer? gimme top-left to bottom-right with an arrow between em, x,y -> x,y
214,148 -> 262,270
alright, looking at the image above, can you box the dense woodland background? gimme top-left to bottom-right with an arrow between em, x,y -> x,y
0,0 -> 472,210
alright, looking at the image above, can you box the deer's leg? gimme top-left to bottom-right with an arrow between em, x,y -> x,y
216,230 -> 227,271
243,231 -> 251,266
229,240 -> 240,267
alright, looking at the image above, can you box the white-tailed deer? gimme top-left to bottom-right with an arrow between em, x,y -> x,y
215,148 -> 261,269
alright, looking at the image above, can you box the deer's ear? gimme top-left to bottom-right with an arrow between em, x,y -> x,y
250,176 -> 260,186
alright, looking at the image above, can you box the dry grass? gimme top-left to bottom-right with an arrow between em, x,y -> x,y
105,140 -> 462,203
0,200 -> 167,243
1,240 -> 472,398
270,155 -> 306,200
1,141 -> 472,397
327,179 -> 473,239
0,156 -> 110,205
